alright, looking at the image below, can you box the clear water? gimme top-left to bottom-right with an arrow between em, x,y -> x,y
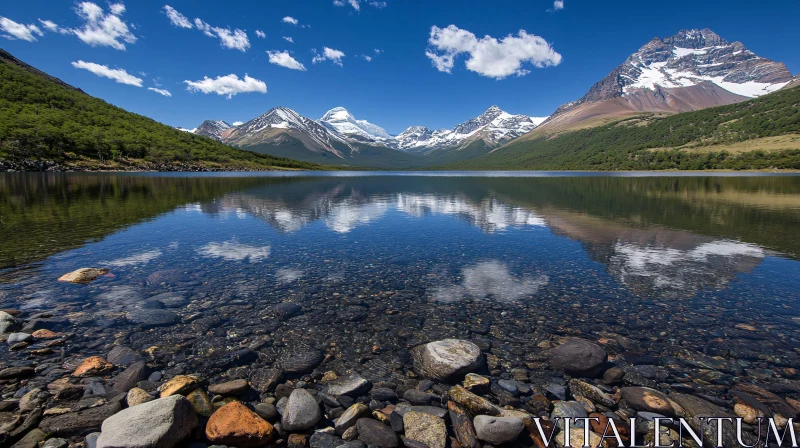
1,172 -> 799,384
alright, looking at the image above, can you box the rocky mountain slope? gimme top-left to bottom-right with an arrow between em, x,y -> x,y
540,28 -> 794,132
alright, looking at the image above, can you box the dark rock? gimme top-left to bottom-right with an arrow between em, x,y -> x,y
39,401 -> 123,436
249,368 -> 283,393
0,367 -> 35,380
11,428 -> 47,448
279,348 -> 324,374
550,339 -> 608,378
107,346 -> 141,366
620,387 -> 683,417
111,361 -> 148,394
126,309 -> 178,327
357,417 -> 399,447
403,389 -> 432,405
370,388 -> 398,402
448,401 -> 479,448
254,403 -> 278,422
310,432 -> 344,448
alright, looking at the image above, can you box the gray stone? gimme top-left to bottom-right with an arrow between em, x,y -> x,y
208,379 -> 249,395
126,309 -> 177,328
402,389 -> 432,405
96,395 -> 197,448
551,401 -> 589,430
310,432 -> 344,448
253,403 -> 278,422
107,346 -> 141,366
328,373 -> 372,397
13,429 -> 47,448
550,339 -> 608,378
6,333 -> 30,344
472,415 -> 524,445
40,401 -> 123,436
356,418 -> 398,448
279,349 -> 324,374
112,361 -> 148,394
19,388 -> 49,411
86,432 -> 101,448
410,339 -> 483,381
497,380 -> 520,396
282,388 -> 322,431
42,438 -> 68,448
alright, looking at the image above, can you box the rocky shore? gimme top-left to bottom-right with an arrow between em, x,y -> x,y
1,268 -> 800,448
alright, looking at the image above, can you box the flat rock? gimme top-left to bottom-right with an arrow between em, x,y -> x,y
473,415 -> 524,445
249,368 -> 283,393
327,373 -> 372,397
126,309 -> 177,328
59,268 -> 109,284
96,395 -> 197,448
357,417 -> 399,447
160,375 -> 201,398
107,346 -> 141,366
74,356 -> 113,377
0,367 -> 34,380
403,411 -> 447,448
208,379 -> 249,396
448,385 -> 501,416
448,401 -> 479,448
335,403 -> 369,435
551,401 -> 588,430
411,339 -> 483,381
282,388 -> 322,431
112,361 -> 148,394
12,428 -> 47,448
206,401 -> 273,447
39,401 -> 122,436
550,338 -> 608,378
621,387 -> 684,417
279,348 -> 324,374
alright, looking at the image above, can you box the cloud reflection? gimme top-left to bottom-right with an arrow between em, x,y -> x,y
197,241 -> 271,262
106,249 -> 163,267
433,260 -> 549,302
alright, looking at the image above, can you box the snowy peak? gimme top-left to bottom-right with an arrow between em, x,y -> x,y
226,107 -> 351,154
194,120 -> 232,141
394,106 -> 545,151
319,107 -> 392,141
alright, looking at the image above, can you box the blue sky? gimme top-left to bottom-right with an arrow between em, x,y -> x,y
1,0 -> 798,134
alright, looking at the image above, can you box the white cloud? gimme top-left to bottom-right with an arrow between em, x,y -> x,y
72,60 -> 143,86
163,5 -> 192,28
312,47 -> 345,66
267,50 -> 306,71
333,0 -> 386,10
184,74 -> 267,98
361,55 -> 372,62
282,16 -> 299,25
255,30 -> 265,38
213,27 -> 249,51
282,36 -> 293,43
72,2 -> 137,50
232,121 -> 244,126
0,17 -> 43,42
425,25 -> 561,79
193,18 -> 249,51
333,0 -> 361,11
109,3 -> 126,15
553,0 -> 564,11
374,48 -> 383,54
148,87 -> 172,97
37,19 -> 59,33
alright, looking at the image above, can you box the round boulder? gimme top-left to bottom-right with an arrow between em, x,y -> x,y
473,415 -> 524,445
550,339 -> 608,378
206,401 -> 274,447
282,388 -> 322,431
411,339 -> 484,381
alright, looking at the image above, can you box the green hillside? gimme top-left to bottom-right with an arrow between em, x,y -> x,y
442,85 -> 800,171
0,49 -> 320,171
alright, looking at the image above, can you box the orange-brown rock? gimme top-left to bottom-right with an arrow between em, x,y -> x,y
73,356 -> 113,377
58,268 -> 109,284
206,401 -> 274,447
32,329 -> 59,339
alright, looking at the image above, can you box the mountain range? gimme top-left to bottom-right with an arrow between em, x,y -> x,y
1,27 -> 798,171
176,28 -> 796,168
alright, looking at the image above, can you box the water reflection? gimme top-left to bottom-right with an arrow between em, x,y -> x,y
432,260 -> 549,303
196,241 -> 272,262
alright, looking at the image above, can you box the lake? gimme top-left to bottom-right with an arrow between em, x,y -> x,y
1,172 -> 800,430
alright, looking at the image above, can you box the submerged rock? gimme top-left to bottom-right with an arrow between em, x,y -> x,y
550,338 -> 608,378
58,268 -> 109,284
411,339 -> 484,380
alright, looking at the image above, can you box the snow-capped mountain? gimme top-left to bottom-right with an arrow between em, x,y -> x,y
543,28 -> 794,131
394,106 -> 547,151
319,107 -> 392,142
193,120 -> 233,141
225,107 -> 352,157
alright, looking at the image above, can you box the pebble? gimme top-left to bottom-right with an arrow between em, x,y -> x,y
472,415 -> 524,445
208,379 -> 249,395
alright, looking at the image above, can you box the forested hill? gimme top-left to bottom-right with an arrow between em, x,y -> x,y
0,49 -> 320,171
442,85 -> 800,171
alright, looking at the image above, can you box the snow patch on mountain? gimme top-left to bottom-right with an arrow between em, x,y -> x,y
319,107 -> 392,141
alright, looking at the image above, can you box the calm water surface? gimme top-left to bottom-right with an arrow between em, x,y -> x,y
1,172 -> 799,387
